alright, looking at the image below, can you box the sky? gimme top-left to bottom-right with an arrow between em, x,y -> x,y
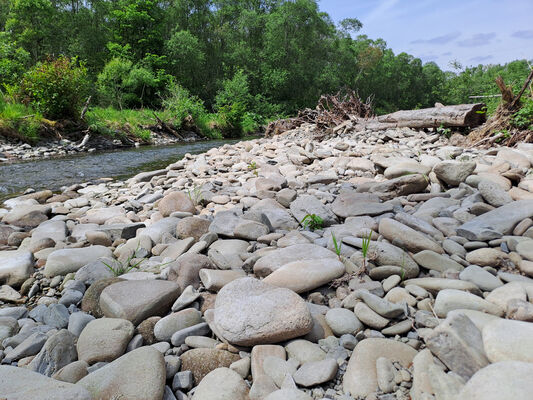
318,0 -> 533,70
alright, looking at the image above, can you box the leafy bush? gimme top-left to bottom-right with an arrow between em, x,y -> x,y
214,70 -> 253,137
97,57 -> 172,109
0,33 -> 30,87
162,84 -> 220,139
19,56 -> 88,119
512,97 -> 533,130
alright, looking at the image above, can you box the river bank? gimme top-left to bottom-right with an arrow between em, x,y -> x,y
1,123 -> 533,399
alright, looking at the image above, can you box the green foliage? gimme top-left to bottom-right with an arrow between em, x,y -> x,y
437,124 -> 452,138
186,185 -> 203,206
18,56 -> 89,119
360,230 -> 373,273
331,232 -> 342,259
85,107 -> 153,140
0,94 -> 42,140
96,57 -> 171,109
301,214 -> 324,231
247,161 -> 258,176
512,97 -> 533,129
162,84 -> 220,139
0,33 -> 30,87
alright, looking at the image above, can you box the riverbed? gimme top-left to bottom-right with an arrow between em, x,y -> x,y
0,139 -> 243,200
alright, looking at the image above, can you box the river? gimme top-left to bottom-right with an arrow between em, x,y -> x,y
0,139 -> 244,201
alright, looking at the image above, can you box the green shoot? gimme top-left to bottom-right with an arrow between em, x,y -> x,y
301,214 -> 324,231
248,161 -> 259,176
360,230 -> 372,273
331,232 -> 342,259
102,245 -> 146,277
186,185 -> 203,206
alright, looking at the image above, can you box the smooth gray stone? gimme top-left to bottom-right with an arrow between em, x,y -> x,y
68,312 -> 95,337
28,329 -> 77,376
170,322 -> 210,346
3,332 -> 48,362
457,200 -> 533,241
0,306 -> 28,319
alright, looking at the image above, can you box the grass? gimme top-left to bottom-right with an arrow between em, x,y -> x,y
247,161 -> 259,176
102,249 -> 146,276
0,96 -> 43,141
331,232 -> 342,259
301,214 -> 324,231
85,107 -> 155,141
186,185 -> 203,206
360,230 -> 372,273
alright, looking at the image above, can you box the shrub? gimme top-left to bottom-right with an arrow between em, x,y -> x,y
0,94 -> 42,140
85,107 -> 153,141
214,70 -> 253,137
512,97 -> 533,130
163,84 -> 220,138
19,56 -> 88,120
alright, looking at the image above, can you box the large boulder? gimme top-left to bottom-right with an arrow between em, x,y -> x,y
213,277 -> 313,346
99,280 -> 180,325
433,160 -> 476,186
44,246 -> 113,277
77,346 -> 165,400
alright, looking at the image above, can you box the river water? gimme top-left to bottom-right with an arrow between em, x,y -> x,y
0,139 -> 242,201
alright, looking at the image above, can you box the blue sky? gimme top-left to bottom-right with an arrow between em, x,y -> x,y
318,0 -> 533,70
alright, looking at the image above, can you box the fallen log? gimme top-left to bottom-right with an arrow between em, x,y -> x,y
352,103 -> 486,131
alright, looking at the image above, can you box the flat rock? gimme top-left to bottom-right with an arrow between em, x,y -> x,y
433,160 -> 476,186
180,348 -> 240,384
99,280 -> 180,325
482,319 -> 533,363
263,258 -> 345,293
0,365 -> 91,399
293,358 -> 338,387
457,200 -> 533,241
290,195 -> 338,226
44,246 -> 113,277
77,318 -> 134,364
254,244 -> 337,277
158,191 -> 195,216
77,346 -> 165,400
413,250 -> 464,273
213,277 -> 312,346
0,250 -> 34,287
434,289 -> 504,318
458,361 -> 533,400
331,192 -> 393,218
379,218 -> 443,254
343,338 -> 418,398
191,367 -> 249,400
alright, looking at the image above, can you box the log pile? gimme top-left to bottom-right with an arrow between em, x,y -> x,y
265,89 -> 487,138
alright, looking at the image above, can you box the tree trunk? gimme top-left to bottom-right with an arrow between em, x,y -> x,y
353,103 -> 486,131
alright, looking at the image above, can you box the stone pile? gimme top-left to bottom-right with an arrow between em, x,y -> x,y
2,123 -> 533,399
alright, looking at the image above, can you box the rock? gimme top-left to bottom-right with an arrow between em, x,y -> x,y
75,259 -> 115,286
168,253 -> 215,291
290,195 -> 338,226
158,191 -> 196,216
368,174 -> 429,197
81,206 -> 125,224
249,345 -> 286,399
77,318 -> 134,364
99,280 -> 180,325
3,331 -> 48,362
263,258 -> 345,293
410,349 -> 437,400
293,358 -> 338,387
192,368 -> 249,400
44,246 -> 113,277
457,200 -> 533,241
0,316 -> 18,341
3,204 -> 50,228
213,277 -> 312,346
200,268 -> 247,292
81,277 -> 125,318
264,389 -> 312,400
0,365 -> 91,400
0,284 -> 21,302
137,316 -> 161,345
466,248 -> 507,267
254,244 -> 337,277
180,348 -> 240,384
384,161 -> 431,179
434,289 -> 504,318
402,277 -> 481,295
376,357 -> 395,393
153,308 -> 202,342
507,298 -> 533,321
458,361 -> 533,400
413,250 -> 464,273
176,217 -> 210,241
459,265 -> 503,291
343,290 -> 405,318
159,238 -> 195,259
325,308 -> 363,335
208,239 -> 248,270
77,346 -> 165,400
482,319 -> 533,363
286,339 -> 326,364
331,192 -> 393,218
0,250 -> 34,287
353,301 -> 390,329
379,218 -> 443,254
478,179 -> 513,207
234,220 -> 270,240
28,329 -> 78,376
425,313 -> 489,380
343,338 -> 418,398
52,360 -> 89,383
262,356 -> 297,387
433,160 -> 476,186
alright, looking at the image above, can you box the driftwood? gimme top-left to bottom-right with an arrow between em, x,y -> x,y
353,103 -> 487,131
